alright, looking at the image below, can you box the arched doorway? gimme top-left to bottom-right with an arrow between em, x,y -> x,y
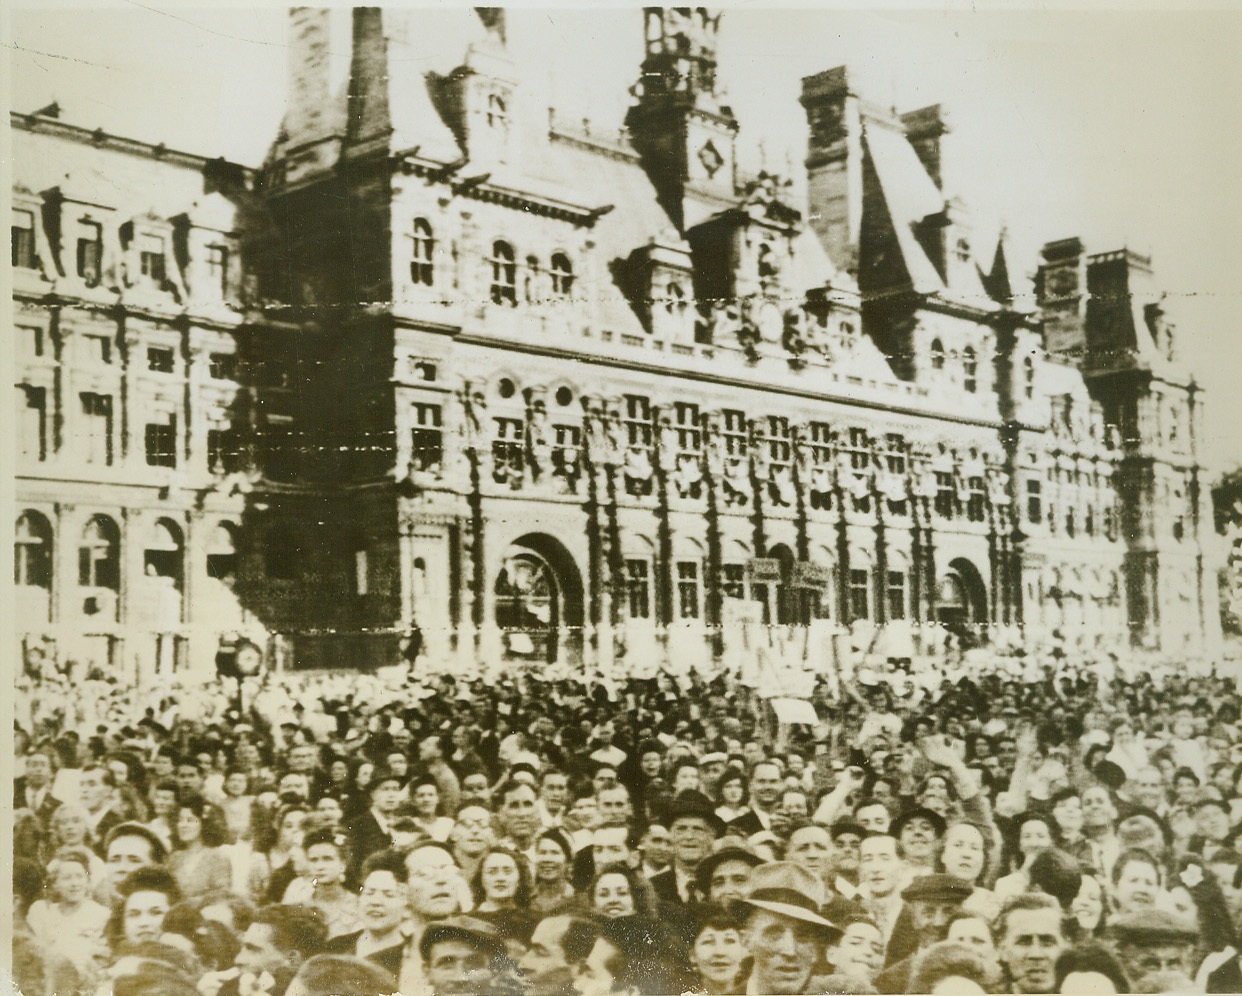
494,534 -> 584,664
935,558 -> 987,644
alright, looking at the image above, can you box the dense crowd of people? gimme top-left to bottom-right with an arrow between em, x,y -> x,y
11,647 -> 1242,995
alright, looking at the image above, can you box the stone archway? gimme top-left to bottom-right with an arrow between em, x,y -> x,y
935,557 -> 988,644
493,533 -> 584,665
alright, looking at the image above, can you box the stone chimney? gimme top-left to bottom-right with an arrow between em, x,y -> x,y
285,8 -> 334,149
800,66 -> 863,274
1036,237 -> 1086,358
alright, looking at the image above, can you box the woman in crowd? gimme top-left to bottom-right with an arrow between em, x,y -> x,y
686,902 -> 748,995
282,827 -> 359,939
106,866 -> 183,952
25,847 -> 111,974
472,845 -> 533,915
409,774 -> 454,842
1111,847 -> 1164,916
713,767 -> 749,825
169,794 -> 232,899
994,811 -> 1060,903
1070,871 -> 1109,938
145,780 -> 179,850
43,803 -> 108,888
589,864 -> 658,920
531,829 -> 576,914
937,820 -> 1000,921
324,849 -> 407,980
218,768 -> 254,843
260,801 -> 310,903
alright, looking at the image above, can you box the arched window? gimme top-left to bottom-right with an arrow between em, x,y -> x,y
411,218 -> 434,286
963,346 -> 977,393
930,339 -> 945,371
1023,355 -> 1036,399
79,515 -> 120,589
15,511 -> 53,588
550,253 -> 574,297
145,518 -> 184,588
489,241 -> 516,305
206,521 -> 239,582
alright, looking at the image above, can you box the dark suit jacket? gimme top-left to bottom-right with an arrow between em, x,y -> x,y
13,778 -> 60,825
648,867 -> 697,906
726,809 -> 767,837
325,931 -> 403,982
346,809 -> 395,880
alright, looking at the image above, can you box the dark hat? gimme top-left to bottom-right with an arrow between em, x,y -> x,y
1092,760 -> 1127,791
666,791 -> 725,835
365,767 -> 405,794
1111,909 -> 1199,946
891,806 -> 948,839
419,915 -> 506,962
830,820 -> 868,840
737,861 -> 841,936
696,845 -> 765,894
104,822 -> 169,863
900,874 -> 974,904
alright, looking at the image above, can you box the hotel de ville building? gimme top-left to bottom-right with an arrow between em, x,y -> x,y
10,8 -> 1222,681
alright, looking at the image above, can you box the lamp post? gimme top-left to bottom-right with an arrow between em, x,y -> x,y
233,640 -> 263,715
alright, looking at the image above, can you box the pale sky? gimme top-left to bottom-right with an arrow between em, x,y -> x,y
8,3 -> 1242,469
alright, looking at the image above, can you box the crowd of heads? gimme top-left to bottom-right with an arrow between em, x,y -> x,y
12,652 -> 1242,994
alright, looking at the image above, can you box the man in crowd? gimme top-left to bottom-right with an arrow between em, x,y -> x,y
348,768 -> 402,880
1110,908 -> 1201,994
14,744 -> 60,825
995,893 -> 1068,994
729,760 -> 783,835
650,792 -> 721,906
858,833 -> 906,945
518,914 -> 586,996
398,841 -> 468,995
737,861 -> 843,995
420,915 -> 511,996
875,874 -> 973,993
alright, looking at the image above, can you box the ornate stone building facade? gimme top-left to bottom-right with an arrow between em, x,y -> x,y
10,8 -> 1220,680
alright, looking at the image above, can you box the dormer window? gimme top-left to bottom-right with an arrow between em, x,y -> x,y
487,93 -> 508,131
489,241 -> 517,305
955,238 -> 971,264
931,338 -> 945,371
411,219 -> 434,287
77,220 -> 102,286
139,233 -> 166,284
12,209 -> 36,269
550,253 -> 574,297
963,346 -> 977,393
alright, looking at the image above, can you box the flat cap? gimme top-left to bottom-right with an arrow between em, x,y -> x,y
1111,909 -> 1199,945
900,874 -> 974,904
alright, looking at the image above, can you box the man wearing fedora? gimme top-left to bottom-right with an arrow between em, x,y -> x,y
420,914 -> 515,996
649,791 -> 723,907
737,861 -> 843,995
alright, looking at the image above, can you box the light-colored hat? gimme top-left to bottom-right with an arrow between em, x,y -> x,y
737,861 -> 841,935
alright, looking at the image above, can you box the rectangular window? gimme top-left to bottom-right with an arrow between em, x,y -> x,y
1026,479 -> 1042,524
624,395 -> 653,449
493,417 -> 524,475
675,402 -> 701,453
145,417 -> 177,467
967,476 -> 987,522
80,392 -> 113,465
849,569 -> 870,620
411,404 -> 443,471
808,421 -> 833,464
207,245 -> 229,296
553,424 -> 581,478
18,325 -> 43,358
208,353 -> 236,380
722,563 -> 746,600
934,472 -> 955,518
207,427 -> 242,474
887,571 -> 907,620
84,335 -> 112,365
625,559 -> 651,619
884,434 -> 906,474
11,208 -> 36,269
139,233 -> 166,283
17,386 -> 47,461
766,416 -> 792,467
77,221 -> 103,285
147,346 -> 175,373
722,410 -> 748,456
676,561 -> 701,619
411,220 -> 435,287
846,427 -> 871,470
